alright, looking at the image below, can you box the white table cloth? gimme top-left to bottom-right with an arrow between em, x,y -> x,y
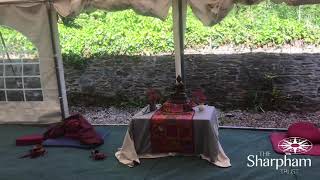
115,105 -> 231,168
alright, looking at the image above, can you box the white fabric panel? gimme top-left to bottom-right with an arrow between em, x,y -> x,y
90,0 -> 130,11
1,0 -> 320,26
129,0 -> 171,20
188,0 -> 234,26
53,0 -> 75,17
53,0 -> 320,26
0,3 -> 61,124
54,0 -> 171,20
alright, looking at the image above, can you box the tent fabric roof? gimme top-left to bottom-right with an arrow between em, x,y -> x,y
56,0 -> 320,26
1,0 -> 320,26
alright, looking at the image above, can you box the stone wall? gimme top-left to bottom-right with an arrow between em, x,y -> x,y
64,53 -> 320,111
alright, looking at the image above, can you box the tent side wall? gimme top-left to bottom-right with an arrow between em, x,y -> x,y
0,2 -> 67,123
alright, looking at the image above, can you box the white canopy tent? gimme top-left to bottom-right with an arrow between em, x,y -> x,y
0,0 -> 319,124
0,0 -> 69,123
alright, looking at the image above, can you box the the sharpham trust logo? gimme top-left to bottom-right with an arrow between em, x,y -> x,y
246,137 -> 313,175
278,137 -> 313,155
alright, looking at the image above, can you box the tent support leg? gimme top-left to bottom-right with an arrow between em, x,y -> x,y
172,0 -> 187,83
47,4 -> 69,120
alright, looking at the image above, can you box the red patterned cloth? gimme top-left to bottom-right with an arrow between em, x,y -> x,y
44,114 -> 103,146
161,101 -> 194,113
150,109 -> 195,154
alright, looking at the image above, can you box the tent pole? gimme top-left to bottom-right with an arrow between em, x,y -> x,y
172,0 -> 187,83
47,3 -> 69,119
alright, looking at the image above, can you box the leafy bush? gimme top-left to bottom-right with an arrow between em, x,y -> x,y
1,1 -> 320,65
0,26 -> 37,55
56,1 -> 320,61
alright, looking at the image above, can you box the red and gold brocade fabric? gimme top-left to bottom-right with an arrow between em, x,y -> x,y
150,109 -> 195,154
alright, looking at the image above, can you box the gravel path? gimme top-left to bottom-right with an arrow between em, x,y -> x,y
70,106 -> 320,128
219,110 -> 320,129
70,106 -> 140,125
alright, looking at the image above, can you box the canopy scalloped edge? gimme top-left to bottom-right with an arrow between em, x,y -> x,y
1,0 -> 320,26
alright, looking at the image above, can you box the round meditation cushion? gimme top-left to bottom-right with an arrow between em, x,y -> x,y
288,122 -> 320,144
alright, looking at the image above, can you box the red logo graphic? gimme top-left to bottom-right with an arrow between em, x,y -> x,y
278,137 -> 313,155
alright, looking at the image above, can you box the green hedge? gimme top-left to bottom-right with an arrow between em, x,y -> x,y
1,1 -> 320,65
0,28 -> 36,55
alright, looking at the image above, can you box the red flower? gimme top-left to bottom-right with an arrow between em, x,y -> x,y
192,89 -> 207,104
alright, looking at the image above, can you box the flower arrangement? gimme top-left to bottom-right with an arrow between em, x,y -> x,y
192,88 -> 207,111
146,88 -> 161,111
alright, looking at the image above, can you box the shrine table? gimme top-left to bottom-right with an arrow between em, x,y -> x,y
115,105 -> 231,167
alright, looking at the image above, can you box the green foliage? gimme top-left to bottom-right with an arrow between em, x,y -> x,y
58,1 -> 320,63
58,10 -> 175,61
1,1 -> 320,65
0,26 -> 37,56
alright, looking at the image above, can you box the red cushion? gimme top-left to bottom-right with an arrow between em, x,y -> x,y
288,122 -> 320,144
16,134 -> 43,146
